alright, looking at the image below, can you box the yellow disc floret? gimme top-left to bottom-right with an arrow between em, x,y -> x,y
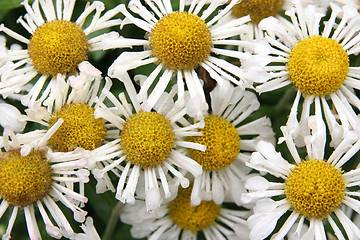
150,12 -> 212,70
0,149 -> 53,207
231,0 -> 284,24
120,111 -> 175,168
287,36 -> 349,96
48,103 -> 107,152
285,159 -> 346,219
168,186 -> 220,233
189,115 -> 240,171
28,20 -> 89,76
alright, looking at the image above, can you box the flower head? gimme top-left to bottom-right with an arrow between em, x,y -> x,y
103,0 -> 253,112
253,0 -> 360,146
23,74 -> 110,154
287,35 -> 349,95
89,73 -> 206,211
0,0 -> 122,109
120,184 -> 250,240
242,124 -> 360,239
48,102 -> 107,152
0,126 -> 90,240
188,81 -> 275,206
28,20 -> 89,76
150,11 -> 212,70
284,159 -> 345,219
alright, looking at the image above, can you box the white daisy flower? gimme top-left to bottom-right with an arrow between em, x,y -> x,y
0,0 -> 122,109
22,73 -> 111,153
102,0 -> 254,112
20,74 -> 124,198
0,126 -> 90,240
120,184 -> 251,240
241,123 -> 360,239
188,81 -> 275,206
213,0 -> 328,84
89,72 -> 205,211
253,0 -> 360,147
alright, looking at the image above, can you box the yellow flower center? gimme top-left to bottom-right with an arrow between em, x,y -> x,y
48,103 -> 107,152
28,20 -> 89,76
189,115 -> 240,171
120,111 -> 175,168
231,0 -> 284,24
287,36 -> 349,96
0,149 -> 53,207
150,12 -> 212,70
168,186 -> 220,233
285,159 -> 346,219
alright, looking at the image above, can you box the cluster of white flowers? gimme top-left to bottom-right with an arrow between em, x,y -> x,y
1,0 -> 360,239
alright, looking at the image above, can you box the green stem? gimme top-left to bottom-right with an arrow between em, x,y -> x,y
102,201 -> 125,240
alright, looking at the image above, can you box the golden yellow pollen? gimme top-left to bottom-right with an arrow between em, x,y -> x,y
0,149 -> 53,207
48,103 -> 107,152
189,115 -> 240,171
231,0 -> 284,24
150,12 -> 212,70
287,36 -> 349,96
285,159 -> 346,219
120,111 -> 175,168
28,20 -> 89,76
168,186 -> 220,233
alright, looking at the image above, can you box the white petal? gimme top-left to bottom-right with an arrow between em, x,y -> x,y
0,103 -> 26,132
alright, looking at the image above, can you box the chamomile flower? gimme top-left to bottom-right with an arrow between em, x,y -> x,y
21,73 -> 126,199
0,0 -> 122,109
214,0 -> 327,80
254,0 -> 360,146
23,73 -> 110,153
103,0 -> 253,111
241,123 -> 360,239
188,81 -> 275,206
0,127 -> 90,240
120,184 -> 250,240
89,73 -> 205,211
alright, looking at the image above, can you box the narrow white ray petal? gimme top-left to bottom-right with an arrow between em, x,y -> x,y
3,206 -> 18,240
24,205 -> 41,240
328,215 -> 346,240
271,211 -> 300,240
121,164 -> 141,204
42,195 -> 74,236
0,200 -> 9,218
39,0 -> 56,22
36,201 -> 62,239
0,24 -> 29,44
